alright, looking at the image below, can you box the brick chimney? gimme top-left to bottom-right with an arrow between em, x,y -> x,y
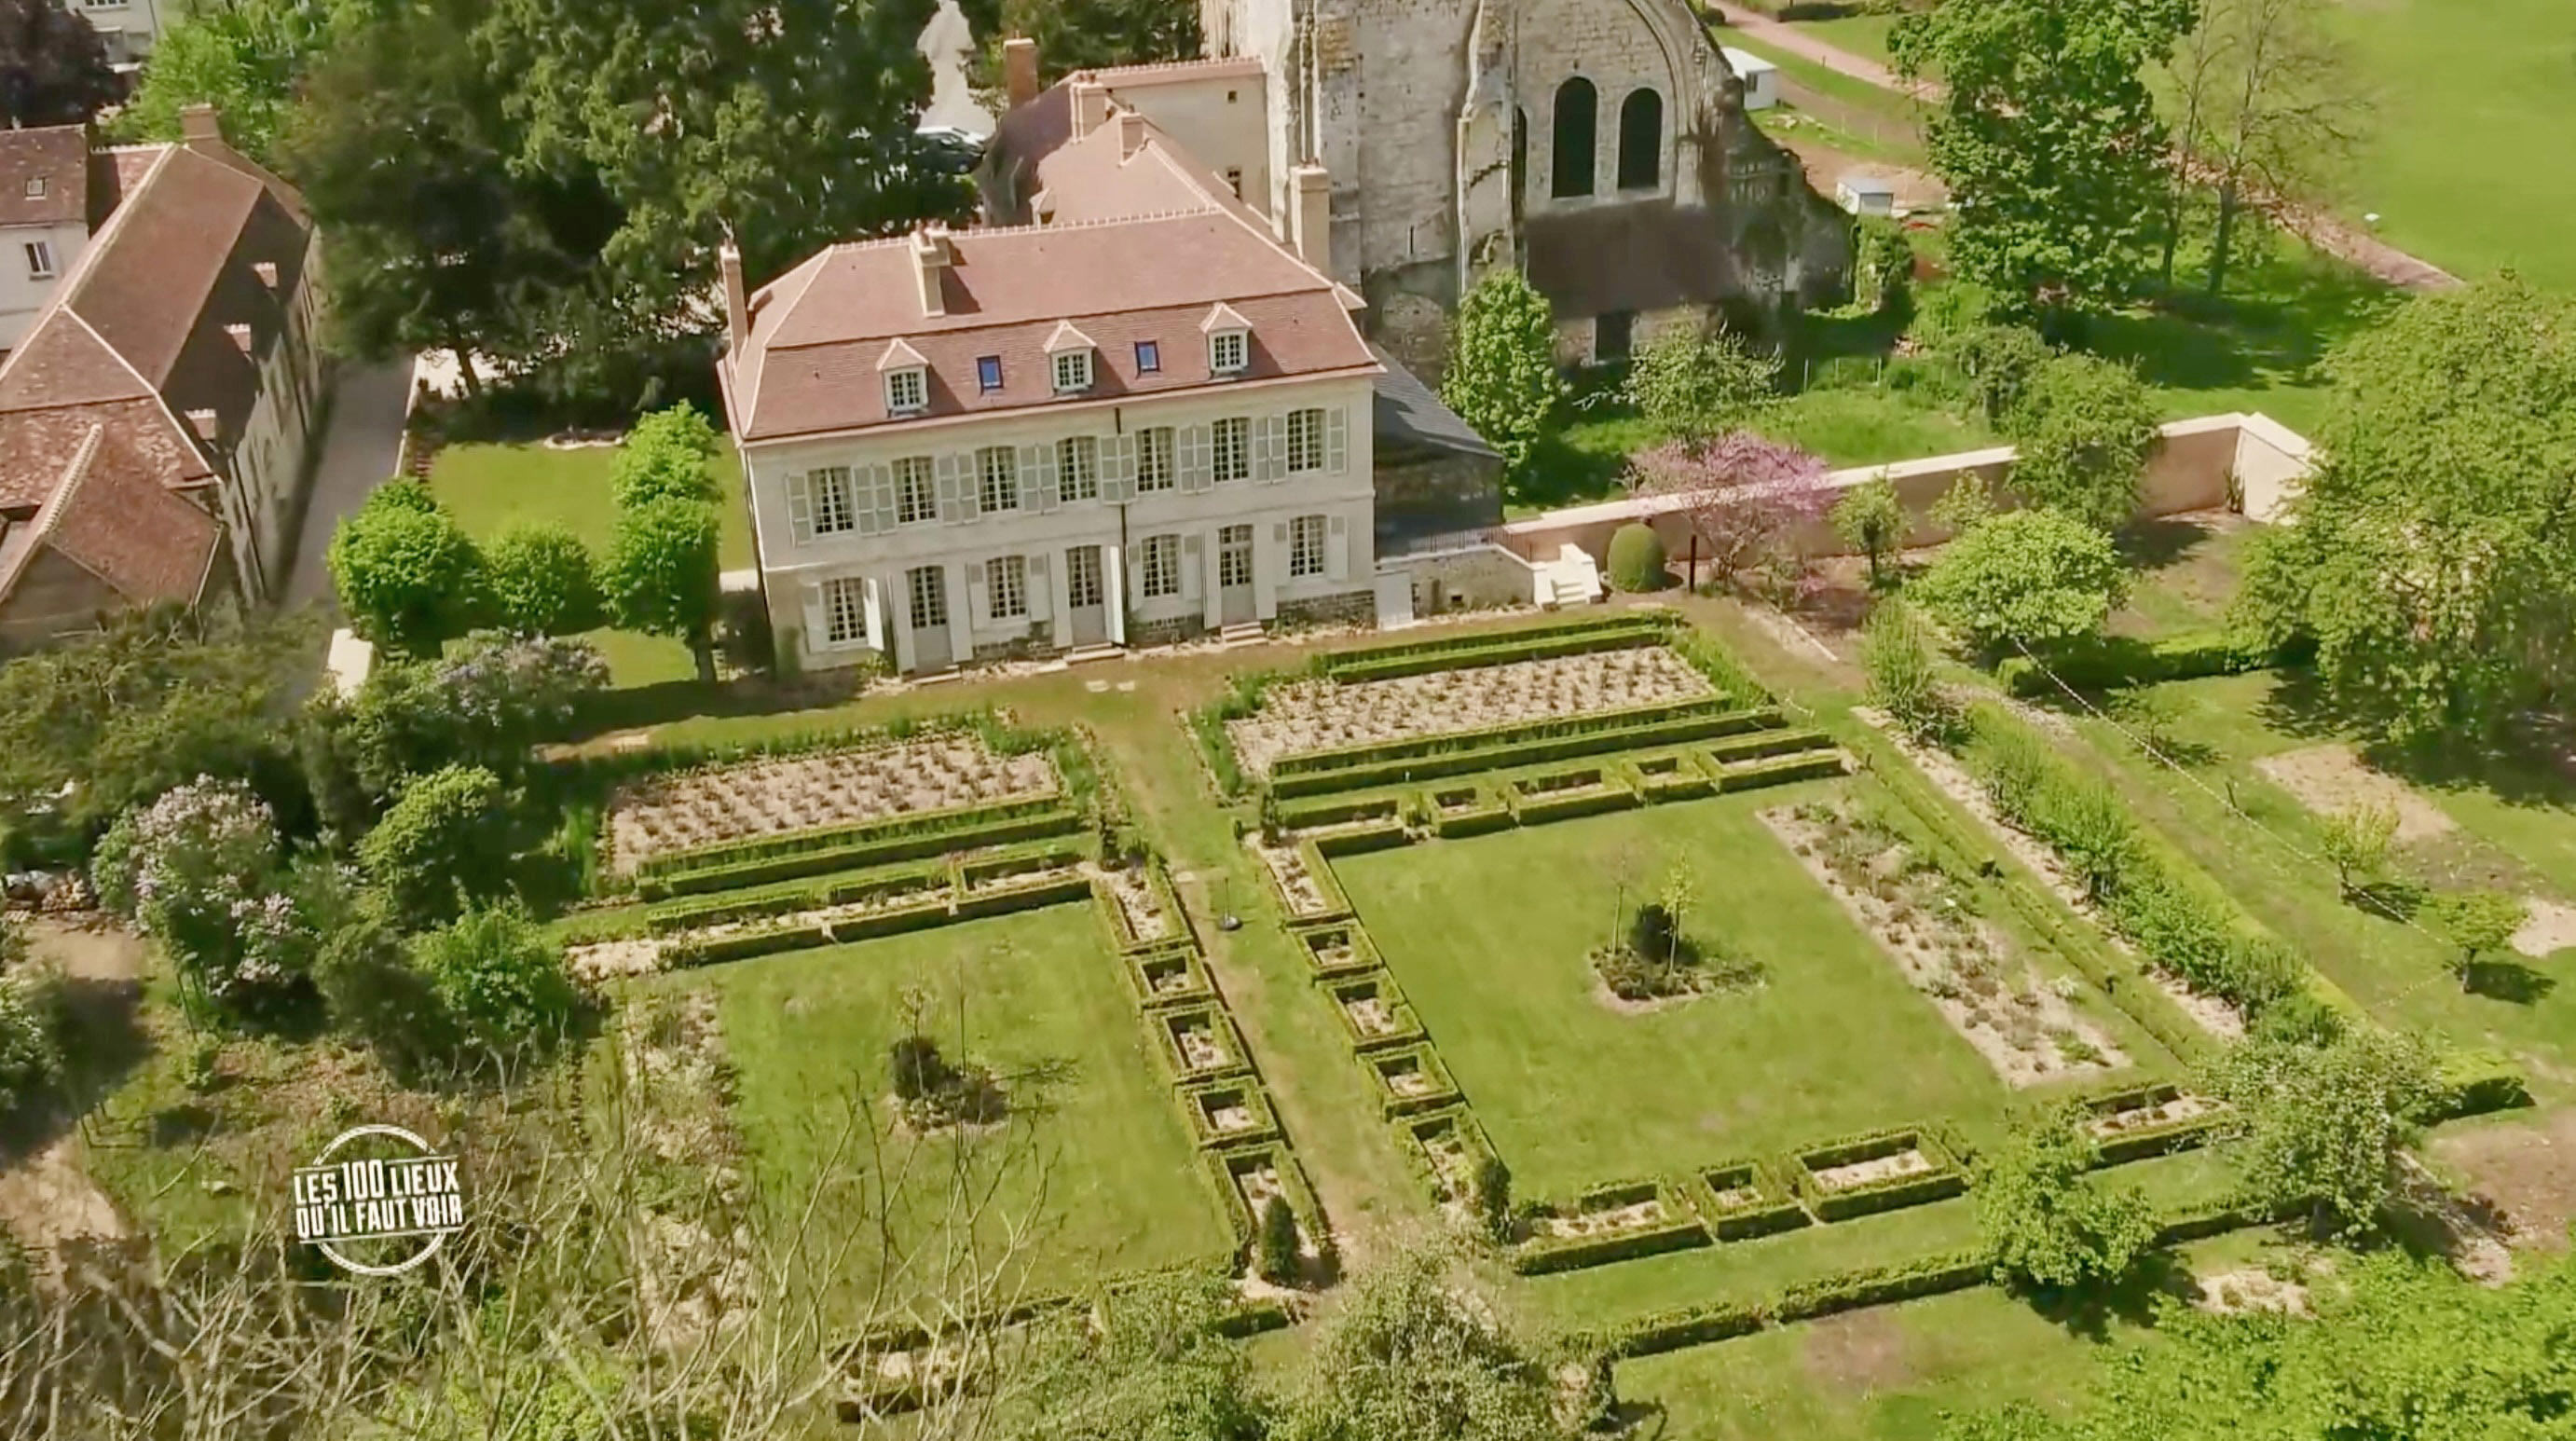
719,240 -> 747,352
1070,79 -> 1109,141
1292,164 -> 1331,275
179,103 -> 221,148
1003,37 -> 1040,111
911,224 -> 952,318
1117,108 -> 1147,161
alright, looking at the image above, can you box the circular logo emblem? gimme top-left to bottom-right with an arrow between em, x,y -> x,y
292,1124 -> 466,1276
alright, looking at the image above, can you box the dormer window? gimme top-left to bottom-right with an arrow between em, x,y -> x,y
885,365 -> 927,414
1044,320 -> 1097,394
976,355 -> 1004,392
877,336 -> 929,415
1134,340 -> 1160,373
23,177 -> 44,199
1199,301 -> 1252,376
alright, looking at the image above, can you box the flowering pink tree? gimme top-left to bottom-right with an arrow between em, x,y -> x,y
1629,432 -> 1833,590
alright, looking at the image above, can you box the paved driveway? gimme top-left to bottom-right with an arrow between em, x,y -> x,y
282,358 -> 415,610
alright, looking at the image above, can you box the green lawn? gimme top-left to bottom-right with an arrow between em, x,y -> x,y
1333,783 -> 2006,1198
667,908 -> 1234,1306
1522,389 -> 1993,515
2325,0 -> 2576,291
429,441 -> 757,688
1785,14 -> 1904,70
2087,241 -> 2397,437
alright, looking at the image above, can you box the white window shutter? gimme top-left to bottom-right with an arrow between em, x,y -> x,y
855,467 -> 885,537
1273,521 -> 1289,544
940,453 -> 979,522
1179,423 -> 1213,492
1182,532 -> 1203,601
1325,405 -> 1350,475
1025,552 -> 1052,621
799,579 -> 825,649
966,559 -> 991,626
1327,515 -> 1349,581
1029,442 -> 1061,512
1255,416 -> 1285,483
787,472 -> 815,545
1103,432 -> 1137,503
935,455 -> 963,523
867,464 -> 899,534
862,575 -> 886,651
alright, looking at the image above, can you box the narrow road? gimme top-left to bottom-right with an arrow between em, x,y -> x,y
1706,4 -> 2460,294
282,358 -> 417,610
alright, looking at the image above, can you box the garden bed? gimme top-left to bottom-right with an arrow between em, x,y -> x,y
1228,646 -> 1716,779
1765,799 -> 2131,1087
1791,1128 -> 1969,1222
1249,835 -> 1352,922
1093,858 -> 1183,951
1504,765 -> 1640,825
1325,973 -> 1425,1052
1181,1080 -> 1282,1148
1158,1006 -> 1254,1081
1364,1043 -> 1462,1117
1293,922 -> 1383,979
1398,1106 -> 1496,1215
1511,1178 -> 1711,1274
610,735 -> 1059,872
2083,1083 -> 2225,1164
1624,749 -> 1715,803
1426,780 -> 1514,837
1123,946 -> 1215,1010
1317,612 -> 1673,683
1687,1160 -> 1812,1241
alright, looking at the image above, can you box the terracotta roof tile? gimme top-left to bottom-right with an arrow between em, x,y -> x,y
0,421 -> 219,607
0,126 -> 87,228
0,399 -> 211,512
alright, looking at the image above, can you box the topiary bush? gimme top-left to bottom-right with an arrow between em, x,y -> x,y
1606,523 -> 1669,593
361,764 -> 511,927
408,902 -> 580,1067
1256,1193 -> 1300,1283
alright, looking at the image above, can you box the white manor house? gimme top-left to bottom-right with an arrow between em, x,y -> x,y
719,72 -> 1514,677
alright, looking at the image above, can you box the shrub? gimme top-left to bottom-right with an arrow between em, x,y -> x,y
889,1034 -> 953,1102
609,403 -> 720,509
1942,323 -> 2053,427
2002,352 -> 2161,534
1256,1194 -> 1300,1283
1441,268 -> 1564,480
360,765 -> 511,927
326,482 -> 487,658
2422,889 -> 2528,992
1624,325 -> 1779,439
408,902 -> 579,1065
483,522 -> 605,636
1863,598 -> 1953,742
91,779 -> 308,1009
315,906 -> 451,1067
1832,476 -> 1909,584
0,971 -> 60,1112
1605,523 -> 1668,593
1977,1104 -> 2158,1292
1473,1153 -> 1514,1243
1915,508 -> 2129,657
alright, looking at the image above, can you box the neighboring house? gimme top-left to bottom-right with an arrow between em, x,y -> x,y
0,127 -> 98,356
1150,0 -> 1854,373
720,98 -> 1414,677
72,0 -> 170,71
0,106 -> 328,645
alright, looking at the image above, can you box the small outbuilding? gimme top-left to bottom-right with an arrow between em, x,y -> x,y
1835,173 -> 1898,217
1721,48 -> 1781,111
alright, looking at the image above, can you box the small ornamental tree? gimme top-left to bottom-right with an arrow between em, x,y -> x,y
1605,523 -> 1668,593
608,403 -> 721,509
1914,508 -> 2129,657
1864,598 -> 1953,743
1440,268 -> 1564,483
602,495 -> 722,682
1472,1153 -> 1513,1243
2208,1028 -> 2437,1237
409,901 -> 579,1066
483,522 -> 605,636
1256,1194 -> 1300,1284
1832,475 -> 1909,584
2004,353 -> 2161,534
360,764 -> 511,928
1977,1104 -> 2158,1292
1629,432 -> 1832,589
1944,324 -> 2054,427
1624,325 -> 1780,440
90,780 -> 297,1003
441,632 -> 610,761
2421,889 -> 2528,993
1932,471 -> 1998,536
2318,803 -> 2398,900
327,482 -> 488,657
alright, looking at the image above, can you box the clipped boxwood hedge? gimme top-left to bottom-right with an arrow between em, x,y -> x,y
1325,970 -> 1426,1053
1624,750 -> 1716,803
1260,837 -> 1354,923
1204,1141 -> 1329,1267
1309,817 -> 1415,857
1714,751 -> 1847,794
1277,792 -> 1408,831
1792,1127 -> 1969,1222
1124,945 -> 1215,1010
1506,774 -> 1642,825
640,804 -> 1082,898
643,859 -> 951,935
955,872 -> 1094,920
1511,1179 -> 1711,1275
1270,704 -> 1782,799
1772,1247 -> 1993,1323
1364,1042 -> 1462,1118
1271,694 -> 1754,779
2083,1083 -> 2226,1165
1094,861 -> 1186,954
1687,1160 -> 1812,1242
1396,1105 -> 1497,1208
1994,629 -> 2279,698
1426,781 -> 1514,837
1320,613 -> 1673,683
1700,727 -> 1835,767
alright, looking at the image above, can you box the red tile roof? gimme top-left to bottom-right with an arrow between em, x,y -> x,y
0,126 -> 87,229
0,422 -> 220,608
724,119 -> 1375,444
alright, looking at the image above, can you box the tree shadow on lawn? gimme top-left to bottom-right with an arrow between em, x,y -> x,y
0,972 -> 152,1166
2259,672 -> 2576,814
2117,515 -> 2219,573
568,670 -> 870,740
2018,1248 -> 2196,1342
2089,256 -> 2400,405
2464,958 -> 2556,1007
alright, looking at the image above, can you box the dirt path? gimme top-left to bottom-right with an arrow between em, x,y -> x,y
1706,4 -> 2460,294
0,919 -> 145,1256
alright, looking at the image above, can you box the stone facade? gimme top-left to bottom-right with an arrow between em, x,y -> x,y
1203,0 -> 1853,377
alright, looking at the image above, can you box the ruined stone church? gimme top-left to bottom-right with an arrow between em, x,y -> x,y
1197,0 -> 1853,374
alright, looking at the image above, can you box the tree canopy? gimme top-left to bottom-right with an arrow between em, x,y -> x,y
1892,0 -> 2196,325
0,0 -> 119,127
1915,508 -> 2130,655
327,482 -> 489,658
2234,278 -> 2576,739
1442,268 -> 1565,485
2005,353 -> 2161,533
966,0 -> 1199,86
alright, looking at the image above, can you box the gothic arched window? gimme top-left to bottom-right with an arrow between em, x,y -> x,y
1551,78 -> 1596,199
1617,88 -> 1663,190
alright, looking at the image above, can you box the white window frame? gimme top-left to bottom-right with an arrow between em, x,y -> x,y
22,177 -> 44,199
895,456 -> 937,525
813,466 -> 857,535
908,564 -> 949,627
1218,524 -> 1254,587
1287,407 -> 1324,473
977,446 -> 1020,513
1210,330 -> 1248,375
1051,350 -> 1093,393
1212,417 -> 1250,483
989,555 -> 1029,619
1289,514 -> 1327,579
884,366 -> 926,414
1057,435 -> 1100,501
1137,426 -> 1175,492
22,241 -> 54,281
822,575 -> 869,646
1140,534 -> 1182,599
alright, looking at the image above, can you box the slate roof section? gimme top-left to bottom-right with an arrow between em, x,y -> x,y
1369,344 -> 1500,461
0,126 -> 87,229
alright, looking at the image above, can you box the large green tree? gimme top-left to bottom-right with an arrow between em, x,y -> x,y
2205,1028 -> 2435,1237
1915,508 -> 2131,657
601,496 -> 722,682
1976,1104 -> 2158,1292
1276,1248 -> 1567,1441
966,0 -> 1199,86
2236,278 -> 2576,739
327,482 -> 489,658
114,0 -> 356,158
0,0 -> 119,127
1442,268 -> 1565,486
2004,353 -> 2162,533
1892,0 -> 2197,326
